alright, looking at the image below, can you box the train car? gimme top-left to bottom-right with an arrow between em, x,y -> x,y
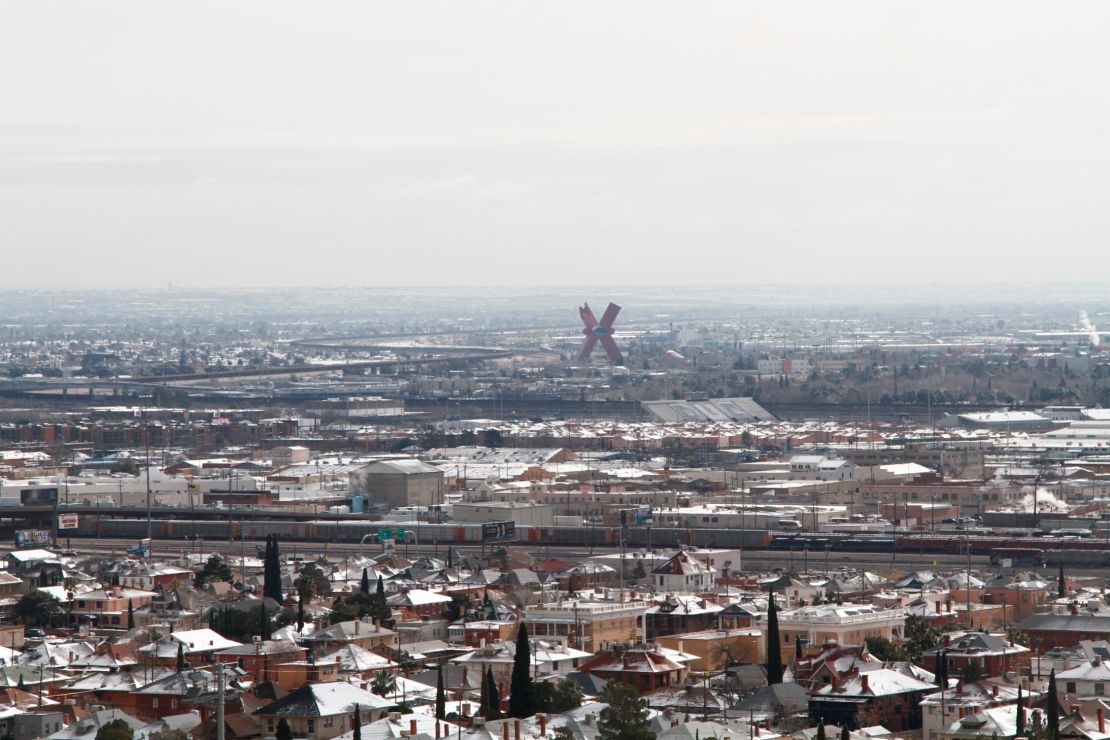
989,547 -> 1044,567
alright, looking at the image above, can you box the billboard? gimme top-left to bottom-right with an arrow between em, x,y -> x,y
20,488 -> 58,506
482,521 -> 515,541
58,514 -> 79,530
15,529 -> 52,548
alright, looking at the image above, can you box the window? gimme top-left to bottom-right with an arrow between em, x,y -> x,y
308,720 -> 315,733
1097,683 -> 1105,696
1067,682 -> 1077,694
152,699 -> 158,708
325,717 -> 334,728
784,634 -> 790,644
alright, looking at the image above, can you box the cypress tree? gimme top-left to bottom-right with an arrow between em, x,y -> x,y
508,622 -> 535,718
176,642 -> 186,672
352,705 -> 362,740
839,727 -> 849,740
478,662 -> 489,718
361,568 -> 371,596
1016,684 -> 1025,738
127,599 -> 134,629
264,535 -> 283,603
259,601 -> 271,640
297,593 -> 305,631
815,725 -> 826,740
1058,564 -> 1066,598
765,596 -> 783,684
484,667 -> 502,720
436,665 -> 446,720
1047,669 -> 1060,740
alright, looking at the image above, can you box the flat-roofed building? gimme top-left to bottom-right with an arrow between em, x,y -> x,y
778,604 -> 906,665
524,599 -> 648,652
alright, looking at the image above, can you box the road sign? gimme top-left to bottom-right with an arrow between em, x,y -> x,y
482,521 -> 515,541
58,514 -> 79,530
378,530 -> 393,541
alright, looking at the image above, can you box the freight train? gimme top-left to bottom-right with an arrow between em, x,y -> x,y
63,516 -> 1110,566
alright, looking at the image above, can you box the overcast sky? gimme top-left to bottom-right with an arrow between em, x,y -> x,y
2,1 -> 1109,289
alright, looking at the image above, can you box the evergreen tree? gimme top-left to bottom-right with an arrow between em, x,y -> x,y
259,601 -> 271,640
508,622 -> 535,718
1058,564 -> 1066,598
1047,669 -> 1060,740
176,642 -> 186,672
1016,685 -> 1025,738
598,682 -> 652,740
478,663 -> 489,718
765,596 -> 783,684
275,719 -> 293,740
297,593 -> 305,631
361,568 -> 371,596
840,727 -> 849,740
264,535 -> 283,602
127,599 -> 134,629
484,667 -> 502,720
353,705 -> 362,740
436,665 -> 446,720
815,725 -> 826,740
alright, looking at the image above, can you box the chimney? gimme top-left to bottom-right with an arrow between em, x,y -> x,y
515,720 -> 521,740
436,723 -> 441,739
993,685 -> 999,698
411,719 -> 418,737
861,674 -> 869,693
462,702 -> 470,717
355,621 -> 361,635
540,714 -> 547,736
1099,708 -> 1105,733
503,722 -> 510,740
765,720 -> 771,730
944,634 -> 951,646
957,679 -> 964,694
947,599 -> 953,612
672,721 -> 679,728
935,601 -> 941,614
754,725 -> 760,737
1071,704 -> 1081,715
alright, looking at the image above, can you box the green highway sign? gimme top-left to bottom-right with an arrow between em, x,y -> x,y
378,530 -> 393,541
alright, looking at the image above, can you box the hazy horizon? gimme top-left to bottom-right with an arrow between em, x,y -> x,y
4,1 -> 1110,289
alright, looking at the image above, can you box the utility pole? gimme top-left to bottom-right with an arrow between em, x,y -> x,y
144,397 -> 152,557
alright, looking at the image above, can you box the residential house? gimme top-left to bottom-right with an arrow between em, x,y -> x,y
253,681 -> 393,740
809,668 -> 937,731
578,647 -> 686,694
651,551 -> 715,592
926,632 -> 1031,679
654,629 -> 763,672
